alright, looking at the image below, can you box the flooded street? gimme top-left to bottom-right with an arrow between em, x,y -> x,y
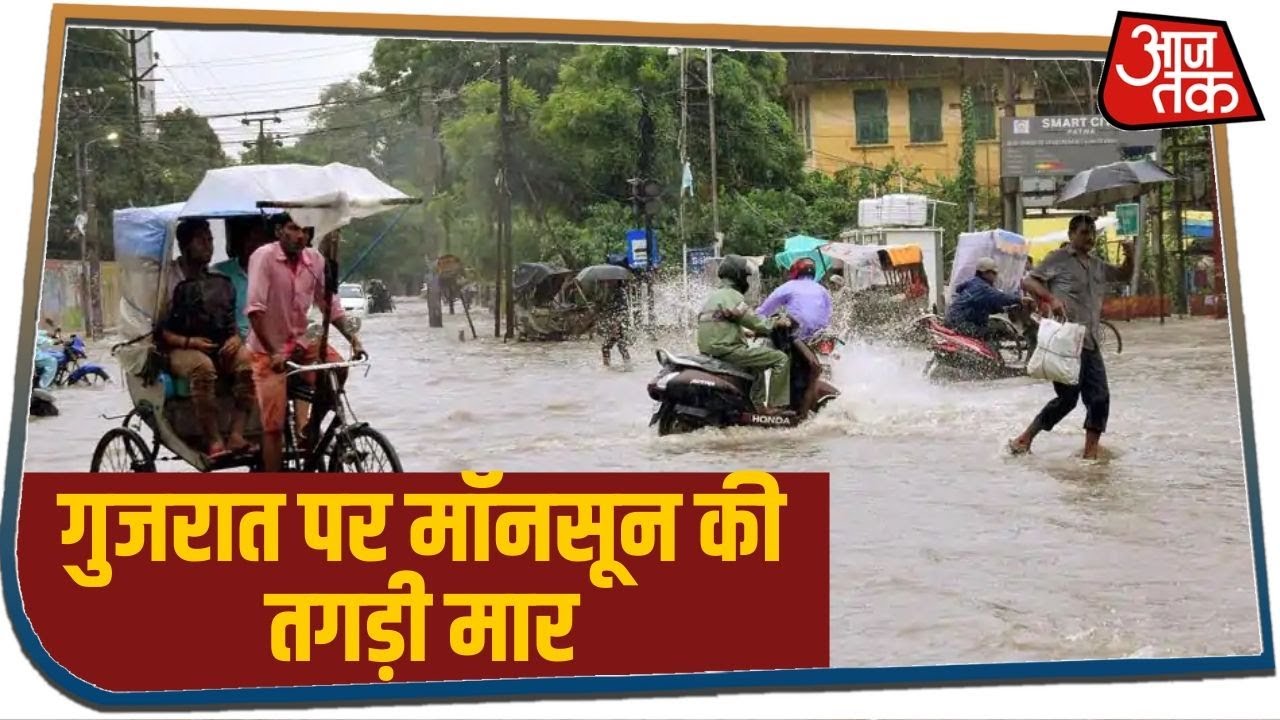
22,296 -> 1261,668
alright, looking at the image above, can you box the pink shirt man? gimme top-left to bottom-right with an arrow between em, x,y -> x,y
245,241 -> 345,357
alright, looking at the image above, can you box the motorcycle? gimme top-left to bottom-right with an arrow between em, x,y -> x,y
647,320 -> 842,435
917,309 -> 1033,381
53,335 -> 111,386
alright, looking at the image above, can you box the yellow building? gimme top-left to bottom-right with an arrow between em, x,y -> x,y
785,56 -> 1039,191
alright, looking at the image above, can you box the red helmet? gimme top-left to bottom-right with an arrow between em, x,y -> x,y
789,257 -> 817,280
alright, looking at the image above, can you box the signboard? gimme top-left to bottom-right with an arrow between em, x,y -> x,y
1000,115 -> 1161,178
1115,203 -> 1141,236
685,246 -> 716,274
625,229 -> 648,267
625,229 -> 661,269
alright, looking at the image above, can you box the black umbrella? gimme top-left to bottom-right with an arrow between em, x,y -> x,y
1056,159 -> 1177,210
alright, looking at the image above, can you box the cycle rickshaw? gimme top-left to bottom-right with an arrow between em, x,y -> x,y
91,163 -> 417,473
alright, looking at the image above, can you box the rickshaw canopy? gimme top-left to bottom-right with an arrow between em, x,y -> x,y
179,162 -> 413,240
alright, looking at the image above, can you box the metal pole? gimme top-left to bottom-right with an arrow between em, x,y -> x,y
706,48 -> 720,241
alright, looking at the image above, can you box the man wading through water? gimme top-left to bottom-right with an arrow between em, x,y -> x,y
1010,214 -> 1134,460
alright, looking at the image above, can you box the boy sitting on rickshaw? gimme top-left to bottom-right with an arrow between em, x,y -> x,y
158,219 -> 258,460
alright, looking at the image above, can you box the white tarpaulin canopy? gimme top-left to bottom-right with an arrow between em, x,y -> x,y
820,242 -> 887,291
178,163 -> 413,240
948,229 -> 1030,303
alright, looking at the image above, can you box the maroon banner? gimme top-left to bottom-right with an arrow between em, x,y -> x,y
16,471 -> 828,691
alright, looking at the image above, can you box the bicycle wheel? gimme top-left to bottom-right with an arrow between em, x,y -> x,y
90,427 -> 156,472
1097,320 -> 1123,355
328,425 -> 403,473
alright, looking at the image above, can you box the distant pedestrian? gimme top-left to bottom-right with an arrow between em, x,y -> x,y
598,279 -> 631,367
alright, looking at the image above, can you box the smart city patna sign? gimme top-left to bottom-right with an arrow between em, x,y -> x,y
1000,114 -> 1162,178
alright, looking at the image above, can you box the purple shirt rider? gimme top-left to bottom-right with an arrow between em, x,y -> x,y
756,278 -> 833,340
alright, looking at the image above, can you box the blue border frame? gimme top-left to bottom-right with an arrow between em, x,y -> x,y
0,7 -> 1273,712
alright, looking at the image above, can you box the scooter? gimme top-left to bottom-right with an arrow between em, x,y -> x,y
917,313 -> 1030,381
53,335 -> 111,386
647,321 -> 842,436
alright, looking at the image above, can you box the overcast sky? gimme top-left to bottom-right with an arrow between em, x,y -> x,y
149,29 -> 380,153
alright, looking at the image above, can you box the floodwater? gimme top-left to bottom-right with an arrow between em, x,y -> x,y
21,295 -> 1263,668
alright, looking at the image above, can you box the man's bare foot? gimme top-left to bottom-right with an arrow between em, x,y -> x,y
1007,437 -> 1032,455
1082,431 -> 1101,460
227,434 -> 252,454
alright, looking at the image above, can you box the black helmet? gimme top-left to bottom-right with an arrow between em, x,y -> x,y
717,254 -> 752,294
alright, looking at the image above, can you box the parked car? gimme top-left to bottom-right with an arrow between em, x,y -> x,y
338,282 -> 368,316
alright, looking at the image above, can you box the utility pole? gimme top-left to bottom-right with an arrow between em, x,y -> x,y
678,47 -> 690,316
71,138 -> 110,339
116,30 -> 160,138
706,48 -> 720,253
420,93 -> 444,328
1172,146 -> 1187,316
498,45 -> 515,341
240,114 -> 281,163
1000,60 -> 1022,236
1206,130 -> 1226,319
636,89 -> 658,334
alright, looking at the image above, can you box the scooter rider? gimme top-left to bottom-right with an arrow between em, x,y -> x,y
697,255 -> 793,414
944,257 -> 1032,353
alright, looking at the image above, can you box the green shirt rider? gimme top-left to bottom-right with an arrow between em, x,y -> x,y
696,255 -> 794,414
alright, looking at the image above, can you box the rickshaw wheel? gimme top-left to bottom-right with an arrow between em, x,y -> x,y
327,426 -> 403,473
90,427 -> 156,473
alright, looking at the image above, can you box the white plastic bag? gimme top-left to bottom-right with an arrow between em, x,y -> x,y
1026,317 -> 1086,385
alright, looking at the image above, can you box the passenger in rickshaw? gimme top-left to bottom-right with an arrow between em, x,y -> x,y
212,217 -> 272,340
944,257 -> 1033,352
246,213 -> 366,472
158,218 -> 258,459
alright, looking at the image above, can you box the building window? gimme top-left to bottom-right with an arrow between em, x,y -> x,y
909,87 -> 943,143
853,89 -> 888,145
792,96 -> 813,152
973,90 -> 997,140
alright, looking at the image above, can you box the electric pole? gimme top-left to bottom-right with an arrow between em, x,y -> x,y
498,45 -> 515,341
678,47 -> 690,315
420,93 -> 444,328
1000,60 -> 1021,236
706,48 -> 720,253
116,30 -> 160,138
240,114 -> 281,164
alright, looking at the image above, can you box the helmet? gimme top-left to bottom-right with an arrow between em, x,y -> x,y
717,255 -> 752,294
789,257 -> 817,280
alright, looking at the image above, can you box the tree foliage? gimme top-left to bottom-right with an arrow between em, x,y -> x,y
49,29 -> 229,261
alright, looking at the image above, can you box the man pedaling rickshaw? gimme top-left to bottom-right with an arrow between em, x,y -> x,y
943,256 -> 1035,355
696,255 -> 794,415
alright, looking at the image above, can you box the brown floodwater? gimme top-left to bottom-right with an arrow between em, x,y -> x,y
21,294 -> 1262,668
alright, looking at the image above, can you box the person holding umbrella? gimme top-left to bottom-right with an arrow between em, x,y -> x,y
1009,214 -> 1134,460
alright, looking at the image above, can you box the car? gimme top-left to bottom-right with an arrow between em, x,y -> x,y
338,282 -> 368,316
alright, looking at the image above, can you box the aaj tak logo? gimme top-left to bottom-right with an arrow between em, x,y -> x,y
1099,11 -> 1264,130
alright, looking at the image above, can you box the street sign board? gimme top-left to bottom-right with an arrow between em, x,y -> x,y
1115,203 -> 1141,236
1001,115 -> 1162,178
625,229 -> 661,268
